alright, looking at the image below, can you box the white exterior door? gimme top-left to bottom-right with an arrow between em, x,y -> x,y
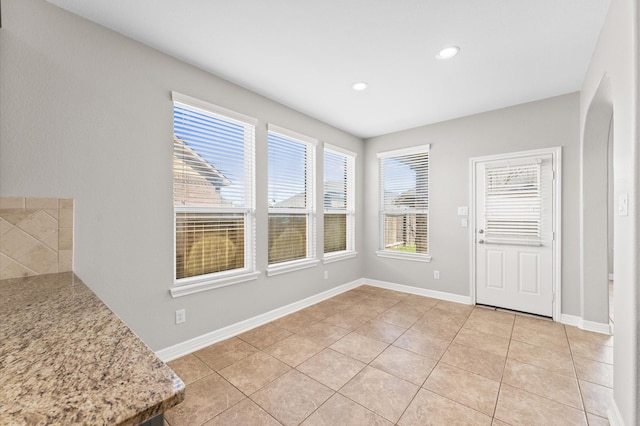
474,151 -> 557,317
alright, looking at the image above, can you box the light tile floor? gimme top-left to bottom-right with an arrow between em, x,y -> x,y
165,285 -> 614,426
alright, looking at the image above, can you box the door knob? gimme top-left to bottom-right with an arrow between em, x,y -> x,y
478,229 -> 484,234
478,239 -> 485,244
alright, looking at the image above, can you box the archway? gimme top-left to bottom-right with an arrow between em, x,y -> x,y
581,76 -> 613,328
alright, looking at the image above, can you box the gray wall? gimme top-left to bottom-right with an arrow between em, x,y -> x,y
580,0 -> 639,422
363,93 -> 581,316
0,0 -> 364,351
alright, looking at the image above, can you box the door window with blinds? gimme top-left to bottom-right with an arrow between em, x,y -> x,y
377,145 -> 430,260
484,162 -> 542,243
172,92 -> 256,285
267,125 -> 316,266
323,144 -> 356,257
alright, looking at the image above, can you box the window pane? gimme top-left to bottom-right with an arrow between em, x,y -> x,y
267,127 -> 315,266
324,146 -> 355,256
383,213 -> 428,254
173,96 -> 256,283
485,163 -> 541,238
176,213 -> 245,279
379,146 -> 429,256
173,105 -> 249,208
268,133 -> 308,208
382,153 -> 428,210
268,214 -> 307,264
324,214 -> 347,253
324,150 -> 347,210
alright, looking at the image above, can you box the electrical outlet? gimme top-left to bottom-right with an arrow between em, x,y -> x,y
324,271 -> 329,280
175,308 -> 186,324
434,270 -> 440,279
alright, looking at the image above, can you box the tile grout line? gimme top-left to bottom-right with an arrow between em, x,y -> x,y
387,303 -> 438,424
491,313 -> 516,423
565,324 -> 591,424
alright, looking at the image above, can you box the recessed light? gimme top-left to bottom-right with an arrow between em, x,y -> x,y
436,46 -> 460,60
352,82 -> 369,91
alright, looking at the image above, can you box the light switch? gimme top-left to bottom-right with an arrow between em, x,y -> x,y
457,206 -> 468,216
619,193 -> 629,216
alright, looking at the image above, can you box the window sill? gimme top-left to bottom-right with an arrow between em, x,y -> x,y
170,271 -> 261,298
266,259 -> 320,277
375,250 -> 432,263
322,251 -> 358,264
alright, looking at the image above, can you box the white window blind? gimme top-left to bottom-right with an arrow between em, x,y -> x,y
324,144 -> 355,255
378,145 -> 429,256
484,162 -> 542,240
268,125 -> 316,265
173,92 -> 256,282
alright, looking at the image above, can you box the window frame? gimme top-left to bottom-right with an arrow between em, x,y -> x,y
322,143 -> 357,263
266,124 -> 319,276
170,92 -> 259,298
376,144 -> 432,263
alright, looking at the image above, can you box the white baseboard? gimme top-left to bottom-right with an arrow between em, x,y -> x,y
156,277 -> 473,362
581,319 -> 612,335
560,314 -> 612,335
156,278 -> 363,362
159,275 -> 615,363
363,278 -> 472,305
560,314 -> 581,327
608,396 -> 624,426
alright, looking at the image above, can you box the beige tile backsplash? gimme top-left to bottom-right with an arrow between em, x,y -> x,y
0,197 -> 73,280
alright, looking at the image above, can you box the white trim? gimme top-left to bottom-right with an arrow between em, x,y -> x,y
554,148 -> 563,321
364,278 -> 472,305
580,319 -> 613,335
560,314 -> 582,327
268,207 -> 313,215
157,278 -> 364,362
375,250 -> 432,263
608,396 -> 624,426
377,143 -> 430,158
170,271 -> 261,298
322,251 -> 358,264
560,314 -> 613,335
172,91 -> 258,126
324,143 -> 357,158
174,206 -> 251,214
266,259 -> 320,277
608,273 -> 614,280
469,147 -> 562,321
157,276 -> 474,362
267,123 -> 318,145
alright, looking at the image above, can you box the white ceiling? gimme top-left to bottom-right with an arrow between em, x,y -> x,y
48,0 -> 610,138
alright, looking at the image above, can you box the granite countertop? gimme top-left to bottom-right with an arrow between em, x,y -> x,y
0,272 -> 185,425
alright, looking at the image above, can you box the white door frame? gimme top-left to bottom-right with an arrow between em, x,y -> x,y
469,147 -> 562,321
